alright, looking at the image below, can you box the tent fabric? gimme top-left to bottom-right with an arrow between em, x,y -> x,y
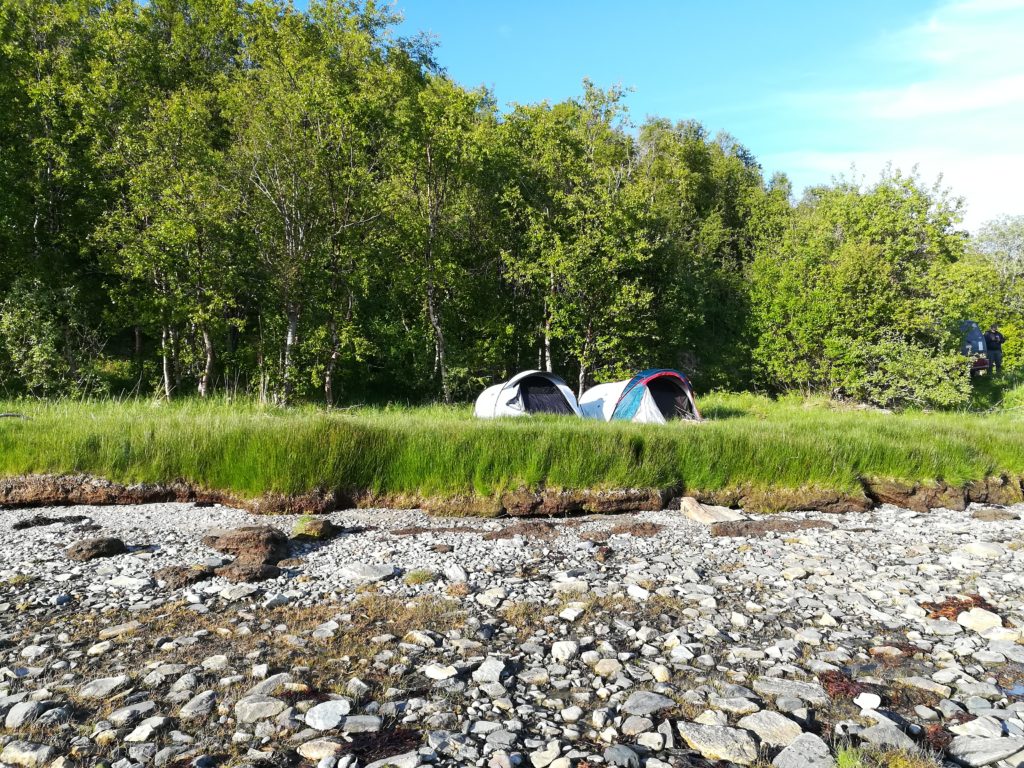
960,320 -> 988,356
474,370 -> 582,418
579,369 -> 701,423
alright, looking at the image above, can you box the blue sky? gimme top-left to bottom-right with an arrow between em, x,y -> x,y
386,0 -> 1024,230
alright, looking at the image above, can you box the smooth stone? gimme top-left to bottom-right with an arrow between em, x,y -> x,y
340,715 -> 382,733
772,733 -> 835,768
676,722 -> 758,765
957,608 -> 1003,633
550,640 -> 579,662
79,675 -> 130,699
473,657 -> 506,684
853,692 -> 882,711
365,752 -> 418,768
947,735 -> 1024,766
621,690 -> 675,717
125,715 -> 171,742
305,699 -> 353,730
422,663 -> 458,680
603,744 -> 640,768
737,710 -> 803,748
108,700 -> 156,727
859,722 -> 917,751
298,738 -> 346,761
4,702 -> 46,729
234,695 -> 286,723
960,541 -> 1005,558
753,677 -> 829,706
179,690 -> 217,720
680,496 -> 745,524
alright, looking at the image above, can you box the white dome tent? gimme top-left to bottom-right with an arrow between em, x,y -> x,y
474,370 -> 582,418
580,369 -> 701,424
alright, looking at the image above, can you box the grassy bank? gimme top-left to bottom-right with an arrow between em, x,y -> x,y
2,393 -> 1024,505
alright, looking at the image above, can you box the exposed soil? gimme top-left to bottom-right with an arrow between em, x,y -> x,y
2,472 -> 1023,519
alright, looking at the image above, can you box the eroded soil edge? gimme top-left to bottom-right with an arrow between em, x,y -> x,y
2,473 -> 1023,517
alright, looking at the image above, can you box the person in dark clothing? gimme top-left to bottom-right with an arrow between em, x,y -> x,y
984,325 -> 1005,374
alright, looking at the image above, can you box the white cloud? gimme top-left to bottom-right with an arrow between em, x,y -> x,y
778,0 -> 1024,230
764,149 -> 1024,231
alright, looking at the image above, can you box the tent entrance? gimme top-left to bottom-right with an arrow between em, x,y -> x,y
518,375 -> 574,414
647,377 -> 694,420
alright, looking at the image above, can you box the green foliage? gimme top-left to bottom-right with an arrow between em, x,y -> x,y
835,747 -> 941,768
0,279 -> 100,397
750,171 -> 977,409
827,336 -> 970,410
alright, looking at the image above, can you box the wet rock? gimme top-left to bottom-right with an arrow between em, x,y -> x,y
13,514 -> 88,530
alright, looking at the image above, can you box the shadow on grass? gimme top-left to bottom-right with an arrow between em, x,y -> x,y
698,405 -> 748,420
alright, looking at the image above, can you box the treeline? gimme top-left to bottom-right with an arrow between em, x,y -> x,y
1,0 -> 1022,409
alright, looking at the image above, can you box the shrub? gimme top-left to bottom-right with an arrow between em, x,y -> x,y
827,336 -> 971,409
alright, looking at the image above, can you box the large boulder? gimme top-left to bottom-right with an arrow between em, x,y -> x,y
66,537 -> 127,561
201,526 -> 288,564
680,496 -> 745,524
676,722 -> 758,765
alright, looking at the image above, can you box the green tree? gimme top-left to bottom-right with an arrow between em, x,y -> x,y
99,88 -> 237,398
500,82 -> 658,393
385,75 -> 495,403
750,170 -> 971,408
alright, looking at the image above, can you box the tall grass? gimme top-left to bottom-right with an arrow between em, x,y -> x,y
1,394 -> 1023,500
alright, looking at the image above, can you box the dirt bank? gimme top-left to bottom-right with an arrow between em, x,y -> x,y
3,472 -> 1023,517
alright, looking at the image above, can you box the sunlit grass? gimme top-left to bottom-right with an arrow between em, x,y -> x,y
1,392 -> 1022,501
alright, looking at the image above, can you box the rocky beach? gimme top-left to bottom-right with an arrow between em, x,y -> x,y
0,501 -> 1022,768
